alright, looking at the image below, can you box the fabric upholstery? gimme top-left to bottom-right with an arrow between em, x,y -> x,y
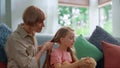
0,23 -> 12,63
102,41 -> 120,68
0,61 -> 7,68
89,26 -> 120,51
74,35 -> 103,61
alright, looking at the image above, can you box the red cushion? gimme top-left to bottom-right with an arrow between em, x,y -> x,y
0,62 -> 7,68
101,41 -> 120,68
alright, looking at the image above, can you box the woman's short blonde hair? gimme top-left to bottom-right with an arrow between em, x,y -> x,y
23,5 -> 45,26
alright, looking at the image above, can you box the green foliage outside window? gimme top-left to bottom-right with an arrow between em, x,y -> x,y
100,4 -> 112,34
58,5 -> 90,36
58,4 -> 112,36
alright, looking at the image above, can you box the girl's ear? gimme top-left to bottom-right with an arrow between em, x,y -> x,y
60,37 -> 66,44
60,37 -> 64,43
60,37 -> 62,42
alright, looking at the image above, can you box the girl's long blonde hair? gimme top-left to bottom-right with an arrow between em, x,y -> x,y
42,27 -> 78,68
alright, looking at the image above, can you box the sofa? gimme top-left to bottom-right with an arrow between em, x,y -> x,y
35,26 -> 120,68
1,23 -> 120,68
36,34 -> 120,68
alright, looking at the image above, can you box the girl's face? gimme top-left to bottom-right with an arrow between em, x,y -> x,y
61,31 -> 75,48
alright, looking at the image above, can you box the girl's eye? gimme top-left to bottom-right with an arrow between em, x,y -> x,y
69,37 -> 74,40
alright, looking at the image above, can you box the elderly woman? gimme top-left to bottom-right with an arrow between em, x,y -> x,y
5,5 -> 54,68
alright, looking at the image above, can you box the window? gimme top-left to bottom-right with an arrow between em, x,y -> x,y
99,2 -> 112,34
58,0 -> 112,36
58,5 -> 89,36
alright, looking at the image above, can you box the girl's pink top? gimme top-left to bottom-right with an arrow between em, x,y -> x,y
50,48 -> 72,68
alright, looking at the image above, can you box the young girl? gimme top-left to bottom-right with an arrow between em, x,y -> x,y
43,27 -> 96,68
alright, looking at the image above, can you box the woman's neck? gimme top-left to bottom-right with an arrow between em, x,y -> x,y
23,24 -> 35,36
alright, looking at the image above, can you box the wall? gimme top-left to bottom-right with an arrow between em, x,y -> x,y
11,0 -> 58,35
112,0 -> 120,38
43,0 -> 59,35
0,0 -> 2,23
0,0 -> 58,35
0,0 -> 5,23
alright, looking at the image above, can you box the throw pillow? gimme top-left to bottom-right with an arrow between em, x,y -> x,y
89,26 -> 120,51
0,61 -> 7,68
74,35 -> 103,61
101,41 -> 120,68
0,23 -> 12,63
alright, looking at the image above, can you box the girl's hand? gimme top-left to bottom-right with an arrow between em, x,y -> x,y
78,57 -> 96,68
82,57 -> 96,65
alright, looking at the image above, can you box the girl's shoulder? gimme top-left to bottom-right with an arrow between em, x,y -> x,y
51,48 -> 62,56
52,48 -> 60,53
50,48 -> 63,65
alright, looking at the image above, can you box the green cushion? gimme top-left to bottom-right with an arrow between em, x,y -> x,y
74,35 -> 103,61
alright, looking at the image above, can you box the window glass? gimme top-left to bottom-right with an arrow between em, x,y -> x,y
58,5 -> 90,36
99,3 -> 112,34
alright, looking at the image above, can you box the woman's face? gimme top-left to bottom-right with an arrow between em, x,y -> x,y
62,31 -> 75,48
33,21 -> 45,32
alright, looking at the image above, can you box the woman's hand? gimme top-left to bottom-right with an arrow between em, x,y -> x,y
35,41 -> 54,63
41,41 -> 54,51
